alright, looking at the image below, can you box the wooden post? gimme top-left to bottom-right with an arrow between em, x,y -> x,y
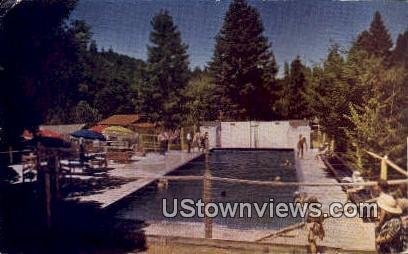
203,153 -> 212,239
380,155 -> 388,180
54,152 -> 61,199
167,137 -> 171,152
38,150 -> 52,229
9,146 -> 13,164
180,127 -> 185,151
44,168 -> 52,228
140,134 -> 144,153
45,152 -> 60,229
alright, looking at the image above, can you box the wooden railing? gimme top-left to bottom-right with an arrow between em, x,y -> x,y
365,150 -> 408,180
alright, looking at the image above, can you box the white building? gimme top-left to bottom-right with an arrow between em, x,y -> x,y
200,120 -> 311,149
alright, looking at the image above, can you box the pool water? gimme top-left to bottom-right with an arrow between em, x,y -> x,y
114,149 -> 301,230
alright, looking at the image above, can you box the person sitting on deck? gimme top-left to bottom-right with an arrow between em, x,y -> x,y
344,171 -> 365,198
375,193 -> 406,253
314,143 -> 330,160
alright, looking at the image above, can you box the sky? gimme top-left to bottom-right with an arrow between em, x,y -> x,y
71,0 -> 408,71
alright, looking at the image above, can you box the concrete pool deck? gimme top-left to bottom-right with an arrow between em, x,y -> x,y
67,151 -> 202,208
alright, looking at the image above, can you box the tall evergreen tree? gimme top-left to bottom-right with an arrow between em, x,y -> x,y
354,11 -> 393,58
141,10 -> 189,128
285,57 -> 309,119
209,0 -> 277,120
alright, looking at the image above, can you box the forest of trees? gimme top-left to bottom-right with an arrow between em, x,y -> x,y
0,1 -> 144,145
0,0 -> 407,173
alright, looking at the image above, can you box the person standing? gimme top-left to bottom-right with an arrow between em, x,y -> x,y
305,196 -> 325,254
158,132 -> 165,155
375,193 -> 405,253
186,132 -> 192,153
203,132 -> 209,152
297,134 -> 308,159
193,131 -> 201,152
164,131 -> 169,152
200,132 -> 206,152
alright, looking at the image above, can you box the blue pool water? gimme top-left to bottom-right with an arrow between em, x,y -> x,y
114,149 -> 301,230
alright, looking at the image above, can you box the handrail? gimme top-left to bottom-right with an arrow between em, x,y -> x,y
384,159 -> 408,177
365,150 -> 408,179
132,175 -> 408,187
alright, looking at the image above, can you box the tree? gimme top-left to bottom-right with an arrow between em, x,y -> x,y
353,11 -> 393,58
72,100 -> 101,124
273,62 -> 291,118
183,69 -> 217,125
44,20 -> 94,124
94,78 -> 135,117
140,10 -> 190,128
285,57 -> 310,119
345,63 -> 407,174
209,0 -> 277,120
0,0 -> 78,145
75,44 -> 144,122
307,45 -> 352,150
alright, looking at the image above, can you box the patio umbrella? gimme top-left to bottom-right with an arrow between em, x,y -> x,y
70,129 -> 106,141
102,126 -> 135,137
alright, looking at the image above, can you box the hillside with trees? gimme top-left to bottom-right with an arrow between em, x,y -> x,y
0,0 -> 406,174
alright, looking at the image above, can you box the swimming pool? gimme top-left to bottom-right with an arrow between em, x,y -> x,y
114,149 -> 301,230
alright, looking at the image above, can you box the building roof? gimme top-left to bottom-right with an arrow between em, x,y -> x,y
90,125 -> 107,133
98,114 -> 141,126
40,124 -> 86,135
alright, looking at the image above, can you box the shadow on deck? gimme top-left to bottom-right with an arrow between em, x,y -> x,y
0,181 -> 147,254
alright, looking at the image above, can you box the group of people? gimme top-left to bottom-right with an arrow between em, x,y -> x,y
157,129 -> 180,155
157,129 -> 209,154
186,131 -> 209,153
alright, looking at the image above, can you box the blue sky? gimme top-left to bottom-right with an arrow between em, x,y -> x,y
71,0 -> 408,71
